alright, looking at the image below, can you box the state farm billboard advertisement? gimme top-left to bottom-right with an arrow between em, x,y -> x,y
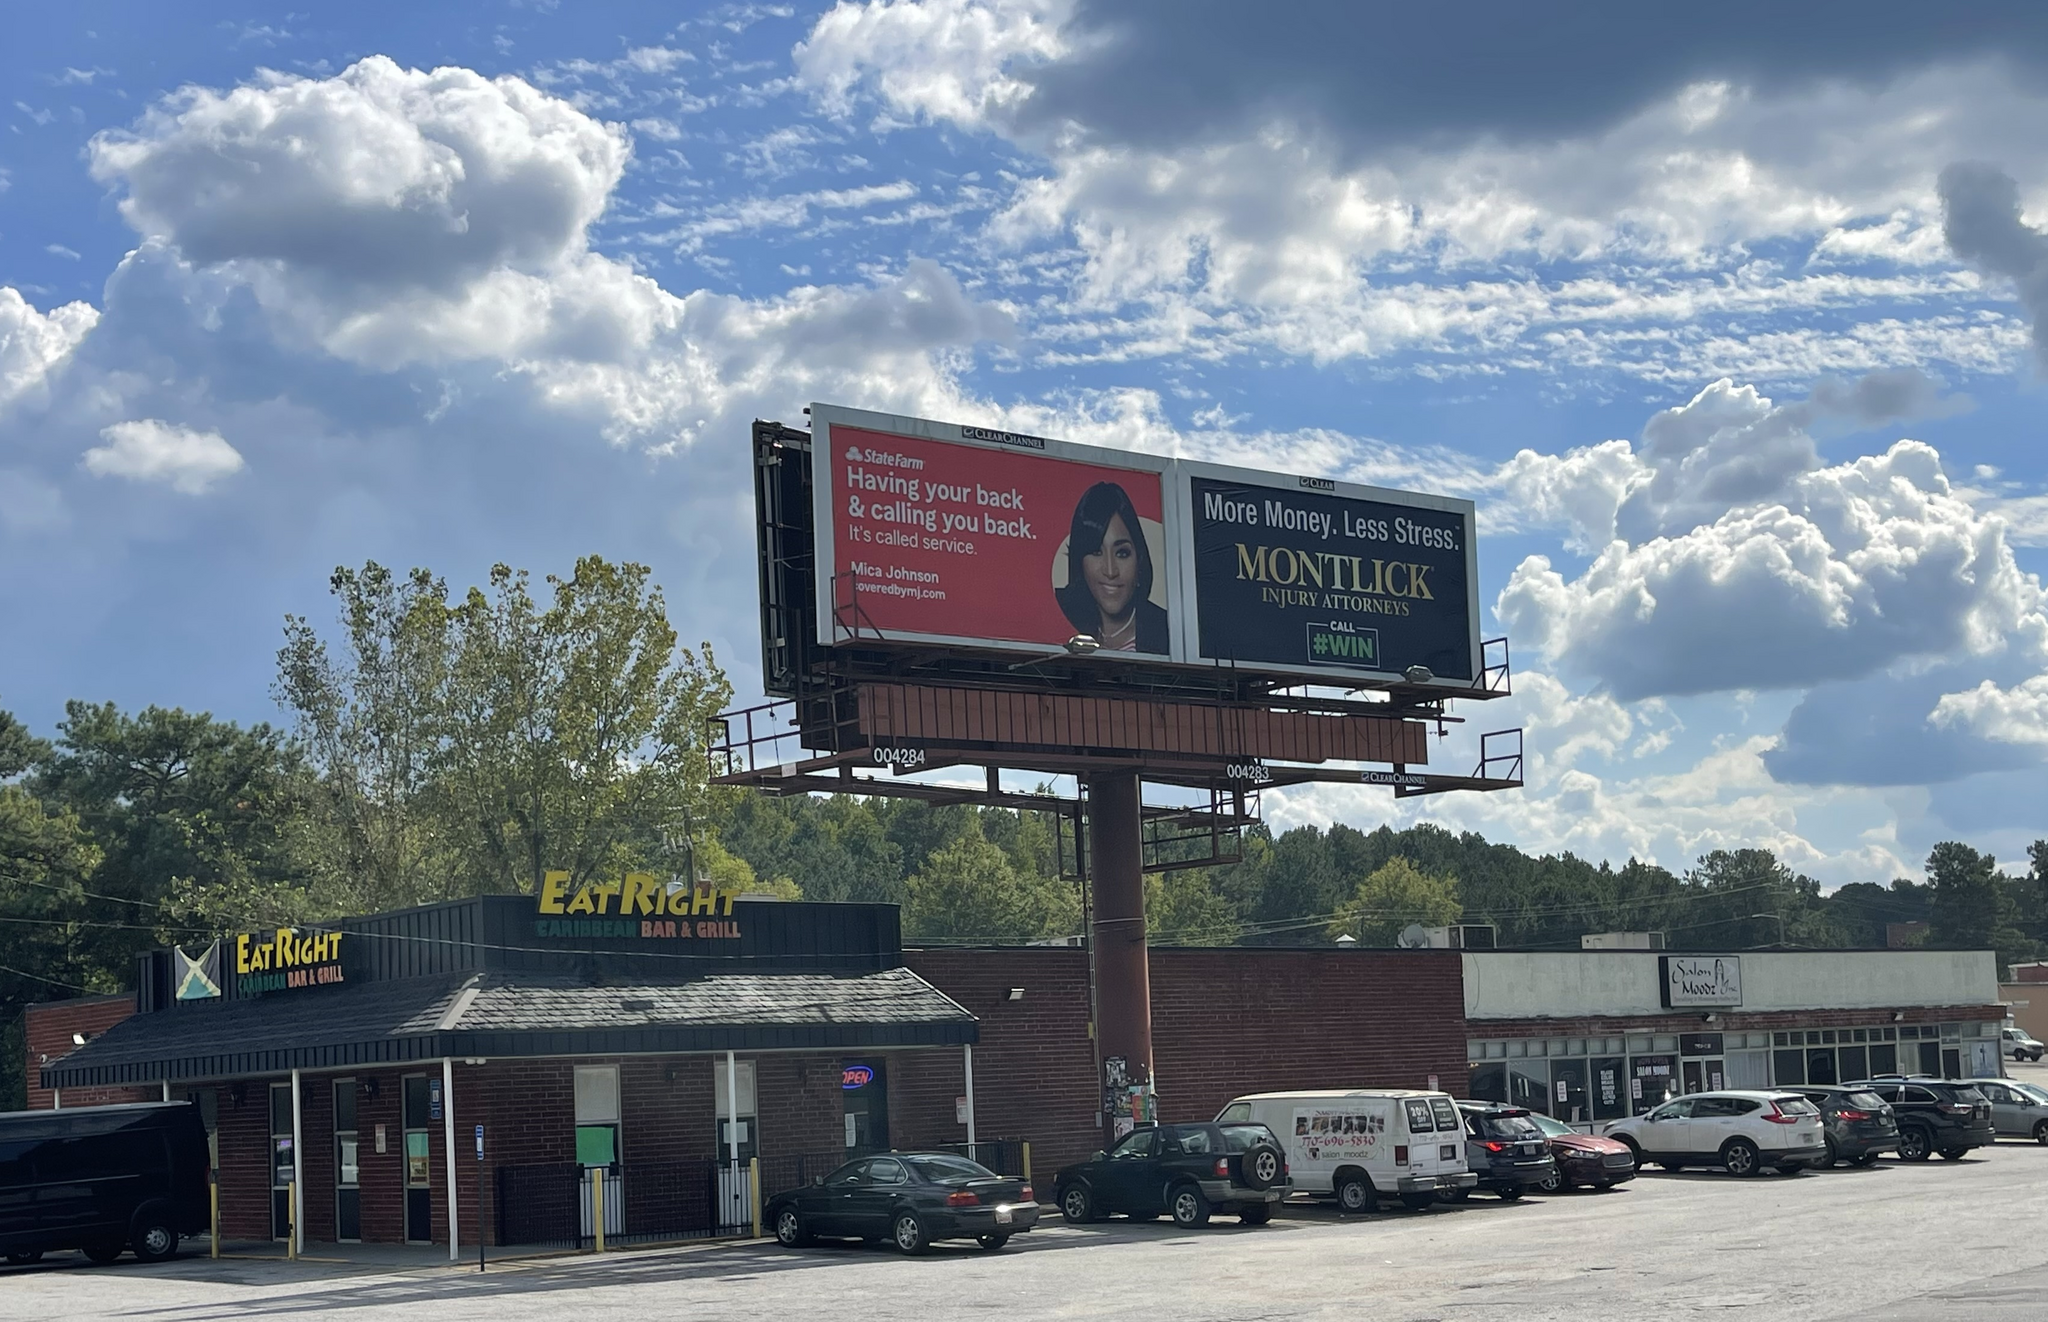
813,406 -> 1175,655
806,405 -> 1478,686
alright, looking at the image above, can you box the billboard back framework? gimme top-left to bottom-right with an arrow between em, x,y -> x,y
809,404 -> 1480,691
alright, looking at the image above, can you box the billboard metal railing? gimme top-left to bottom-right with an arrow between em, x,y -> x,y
1479,636 -> 1513,695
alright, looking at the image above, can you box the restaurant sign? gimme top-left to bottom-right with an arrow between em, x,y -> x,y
235,928 -> 346,996
535,871 -> 746,941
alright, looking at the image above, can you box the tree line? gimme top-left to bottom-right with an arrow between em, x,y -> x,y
5,553 -> 2044,1106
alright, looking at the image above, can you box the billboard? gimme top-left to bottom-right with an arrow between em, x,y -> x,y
807,404 -> 1478,686
814,406 -> 1176,656
1185,467 -> 1477,683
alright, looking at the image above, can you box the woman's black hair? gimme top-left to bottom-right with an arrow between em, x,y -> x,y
1056,481 -> 1153,634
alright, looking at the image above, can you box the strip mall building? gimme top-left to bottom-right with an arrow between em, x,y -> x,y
26,893 -> 2005,1251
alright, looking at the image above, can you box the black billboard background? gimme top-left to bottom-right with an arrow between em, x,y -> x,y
1190,477 -> 1473,681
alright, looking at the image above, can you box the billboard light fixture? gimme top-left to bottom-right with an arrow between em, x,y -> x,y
1403,665 -> 1434,685
1065,634 -> 1101,655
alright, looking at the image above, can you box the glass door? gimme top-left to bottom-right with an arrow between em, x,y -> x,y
574,1066 -> 623,1239
270,1084 -> 294,1240
402,1075 -> 432,1243
334,1079 -> 361,1241
841,1059 -> 888,1155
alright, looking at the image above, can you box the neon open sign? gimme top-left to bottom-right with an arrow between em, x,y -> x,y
842,1065 -> 875,1090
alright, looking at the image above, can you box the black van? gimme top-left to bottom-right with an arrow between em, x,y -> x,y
0,1102 -> 210,1266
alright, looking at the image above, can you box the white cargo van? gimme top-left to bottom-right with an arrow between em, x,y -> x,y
1217,1090 -> 1478,1212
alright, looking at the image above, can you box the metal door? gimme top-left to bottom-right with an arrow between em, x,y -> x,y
402,1076 -> 432,1243
1097,1128 -> 1161,1213
334,1079 -> 361,1241
844,1156 -> 906,1237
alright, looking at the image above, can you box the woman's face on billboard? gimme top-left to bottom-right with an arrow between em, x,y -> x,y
1083,512 -> 1138,620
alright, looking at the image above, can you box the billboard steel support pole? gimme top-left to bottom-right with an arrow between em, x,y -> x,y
1087,771 -> 1152,1134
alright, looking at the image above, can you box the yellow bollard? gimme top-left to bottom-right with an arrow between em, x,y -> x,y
749,1157 -> 762,1238
592,1167 -> 605,1254
1022,1142 -> 1032,1187
210,1179 -> 220,1259
286,1180 -> 297,1260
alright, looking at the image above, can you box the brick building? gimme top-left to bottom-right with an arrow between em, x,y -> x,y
24,892 -> 2008,1254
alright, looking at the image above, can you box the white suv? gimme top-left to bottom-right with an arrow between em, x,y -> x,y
1602,1091 -> 1827,1177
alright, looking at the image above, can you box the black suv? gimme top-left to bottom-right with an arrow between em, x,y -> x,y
1055,1122 -> 1289,1228
1785,1086 -> 1900,1167
1844,1078 -> 1995,1161
1452,1102 -> 1557,1201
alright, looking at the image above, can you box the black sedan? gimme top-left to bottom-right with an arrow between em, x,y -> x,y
766,1152 -> 1039,1254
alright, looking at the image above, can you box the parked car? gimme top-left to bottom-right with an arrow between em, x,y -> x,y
0,1100 -> 210,1266
1783,1086 -> 1900,1167
1844,1078 -> 1996,1161
1963,1078 -> 2048,1143
1525,1113 -> 1636,1191
765,1151 -> 1037,1254
2001,1027 -> 2045,1062
1600,1091 -> 1827,1177
1054,1121 -> 1289,1228
1451,1102 -> 1556,1200
1216,1090 -> 1476,1212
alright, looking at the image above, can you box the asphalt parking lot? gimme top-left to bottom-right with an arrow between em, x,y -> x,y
8,1130 -> 2048,1322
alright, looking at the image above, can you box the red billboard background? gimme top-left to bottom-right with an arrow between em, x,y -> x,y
827,426 -> 1168,651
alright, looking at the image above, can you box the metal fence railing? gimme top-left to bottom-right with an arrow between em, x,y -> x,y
937,1139 -> 1030,1178
497,1162 -> 583,1249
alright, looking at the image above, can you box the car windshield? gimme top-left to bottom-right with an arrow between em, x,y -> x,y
1843,1091 -> 1887,1110
1529,1114 -> 1574,1138
2014,1083 -> 2048,1104
1476,1114 -> 1542,1141
1220,1124 -> 1274,1153
904,1155 -> 993,1183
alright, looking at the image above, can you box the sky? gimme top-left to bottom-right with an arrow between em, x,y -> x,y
5,1 -> 2048,889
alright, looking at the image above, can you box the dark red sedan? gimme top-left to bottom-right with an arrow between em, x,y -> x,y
1529,1114 -> 1636,1191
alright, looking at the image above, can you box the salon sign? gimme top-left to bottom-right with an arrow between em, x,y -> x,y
1660,955 -> 1742,1008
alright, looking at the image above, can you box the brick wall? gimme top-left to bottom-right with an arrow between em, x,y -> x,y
901,946 -> 1469,1176
23,995 -> 153,1110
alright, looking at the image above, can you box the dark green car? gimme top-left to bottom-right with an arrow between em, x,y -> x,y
1054,1122 -> 1289,1229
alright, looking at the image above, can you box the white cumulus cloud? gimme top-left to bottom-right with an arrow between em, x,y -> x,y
83,420 -> 245,494
0,287 -> 99,409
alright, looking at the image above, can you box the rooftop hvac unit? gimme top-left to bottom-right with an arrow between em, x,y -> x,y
1400,923 -> 1498,950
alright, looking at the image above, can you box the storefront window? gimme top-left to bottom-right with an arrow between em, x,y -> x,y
1591,1057 -> 1627,1121
1773,1050 -> 1805,1085
1838,1045 -> 1868,1081
1550,1059 -> 1590,1123
1468,1062 -> 1507,1104
1868,1043 -> 1898,1075
1629,1055 -> 1677,1115
1509,1061 -> 1548,1113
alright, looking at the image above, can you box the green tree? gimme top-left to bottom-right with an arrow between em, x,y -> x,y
1327,856 -> 1462,945
902,821 -> 1080,943
278,557 -> 730,907
1146,869 -> 1241,946
1926,840 -> 2027,965
33,702 -> 322,934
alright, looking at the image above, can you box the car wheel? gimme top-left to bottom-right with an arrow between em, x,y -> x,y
890,1211 -> 928,1256
1496,1186 -> 1524,1202
1898,1127 -> 1932,1161
2035,1122 -> 2048,1146
1169,1183 -> 1211,1228
774,1207 -> 809,1247
1239,1204 -> 1272,1226
1059,1184 -> 1096,1224
6,1250 -> 43,1266
1818,1137 -> 1839,1170
1443,1187 -> 1471,1203
1241,1143 -> 1284,1191
83,1242 -> 125,1265
1659,1162 -> 1685,1172
1335,1174 -> 1375,1213
1537,1167 -> 1563,1194
976,1234 -> 1010,1251
1721,1138 -> 1761,1178
1850,1152 -> 1882,1167
130,1205 -> 179,1264
1938,1147 -> 1967,1161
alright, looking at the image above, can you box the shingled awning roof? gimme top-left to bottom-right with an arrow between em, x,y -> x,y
42,967 -> 977,1090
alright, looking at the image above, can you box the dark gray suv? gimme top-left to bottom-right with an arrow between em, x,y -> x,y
1451,1102 -> 1557,1201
